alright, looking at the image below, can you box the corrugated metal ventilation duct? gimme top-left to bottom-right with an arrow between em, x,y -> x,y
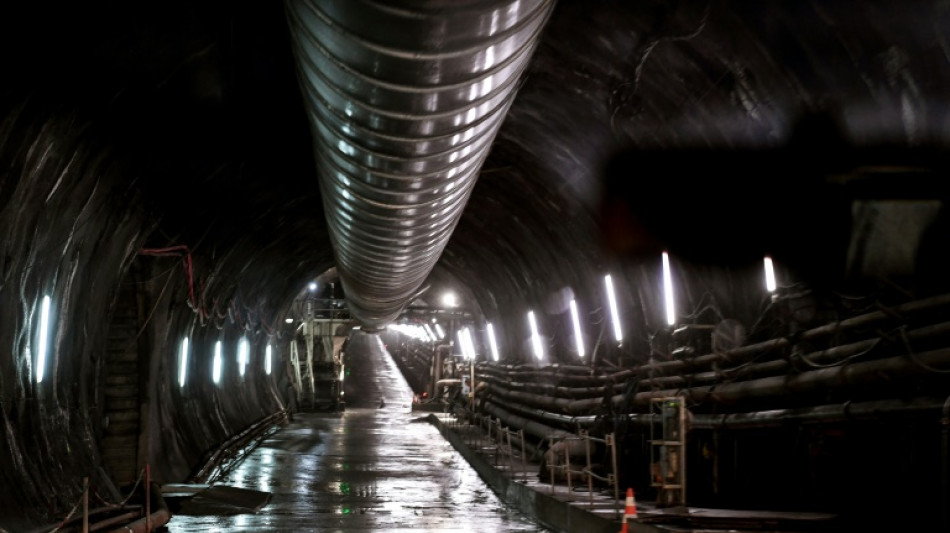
285,0 -> 555,331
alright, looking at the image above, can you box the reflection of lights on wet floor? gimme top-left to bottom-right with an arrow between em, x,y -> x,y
164,337 -> 544,532
223,449 -> 280,493
375,477 -> 452,517
259,448 -> 274,491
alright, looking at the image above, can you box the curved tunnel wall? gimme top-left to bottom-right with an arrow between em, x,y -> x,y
285,0 -> 557,330
0,30 -> 310,529
0,101 -> 150,521
2,1 -> 949,530
0,96 -> 295,529
147,282 -> 287,484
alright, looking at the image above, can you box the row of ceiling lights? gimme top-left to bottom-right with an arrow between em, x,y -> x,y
177,337 -> 274,388
29,294 -> 275,388
28,255 -> 779,384
392,253 -> 781,362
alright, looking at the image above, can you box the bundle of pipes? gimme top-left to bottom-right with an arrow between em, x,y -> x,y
472,292 -> 950,441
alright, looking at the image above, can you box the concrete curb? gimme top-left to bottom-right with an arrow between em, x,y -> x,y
427,414 -> 664,533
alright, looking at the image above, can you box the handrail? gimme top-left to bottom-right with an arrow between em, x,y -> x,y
190,410 -> 287,484
103,482 -> 169,533
543,431 -> 619,513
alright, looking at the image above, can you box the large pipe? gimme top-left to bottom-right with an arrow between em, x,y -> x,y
435,378 -> 461,399
628,346 -> 950,408
473,302 -> 950,415
285,0 -> 556,330
482,399 -> 587,458
621,292 -> 950,381
489,393 -> 947,430
480,344 -> 950,415
643,320 -> 950,389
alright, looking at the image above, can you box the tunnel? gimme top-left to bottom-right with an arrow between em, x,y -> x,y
2,0 -> 949,532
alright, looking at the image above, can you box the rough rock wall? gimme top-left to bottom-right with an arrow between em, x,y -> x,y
0,98 -> 150,528
0,92 -> 288,529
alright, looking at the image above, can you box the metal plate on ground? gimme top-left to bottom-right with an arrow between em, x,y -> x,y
174,485 -> 272,516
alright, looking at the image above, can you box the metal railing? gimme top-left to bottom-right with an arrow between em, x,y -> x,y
447,411 -> 529,482
545,431 -> 619,514
486,416 -> 528,482
445,407 -> 623,518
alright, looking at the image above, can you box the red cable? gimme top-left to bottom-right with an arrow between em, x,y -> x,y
139,245 -> 189,256
140,245 -> 266,335
139,245 -> 200,312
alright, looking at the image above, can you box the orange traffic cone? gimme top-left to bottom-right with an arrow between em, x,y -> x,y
619,487 -> 638,532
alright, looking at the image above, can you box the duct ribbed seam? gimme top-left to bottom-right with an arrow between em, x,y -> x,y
286,0 -> 556,329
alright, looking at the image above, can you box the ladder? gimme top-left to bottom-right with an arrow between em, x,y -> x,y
288,316 -> 345,411
650,396 -> 687,507
290,339 -> 313,406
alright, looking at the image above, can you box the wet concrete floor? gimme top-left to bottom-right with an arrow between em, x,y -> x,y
164,332 -> 549,532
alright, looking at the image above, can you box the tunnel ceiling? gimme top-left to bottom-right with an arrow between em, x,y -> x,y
3,0 -> 948,327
